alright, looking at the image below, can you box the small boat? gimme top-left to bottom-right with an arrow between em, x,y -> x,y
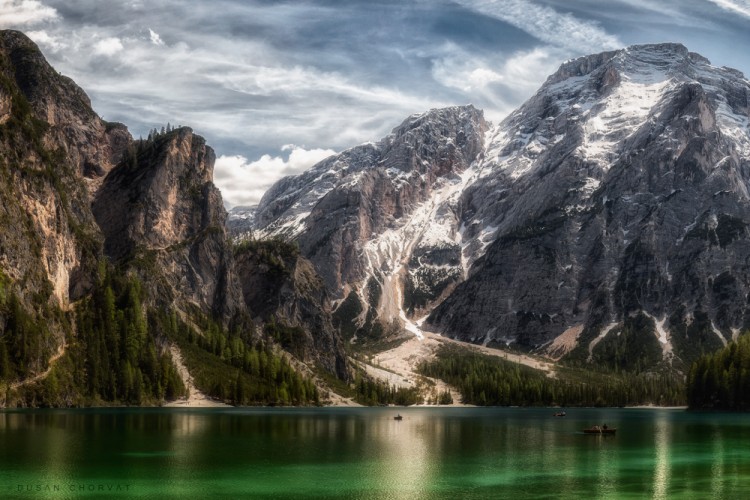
553,411 -> 566,417
583,425 -> 616,435
394,414 -> 403,421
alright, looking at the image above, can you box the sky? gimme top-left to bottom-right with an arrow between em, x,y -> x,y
1,0 -> 750,207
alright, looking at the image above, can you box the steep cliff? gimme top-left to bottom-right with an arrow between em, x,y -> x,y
92,128 -> 243,324
0,31 -> 345,406
0,30 -> 130,308
0,30 -> 130,385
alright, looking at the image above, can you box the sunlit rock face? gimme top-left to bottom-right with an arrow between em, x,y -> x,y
0,30 -> 132,309
93,127 -> 244,324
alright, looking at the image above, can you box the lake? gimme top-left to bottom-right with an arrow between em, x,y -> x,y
1,407 -> 748,499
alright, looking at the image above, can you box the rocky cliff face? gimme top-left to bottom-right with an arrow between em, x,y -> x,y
1,30 -> 130,188
0,30 -> 348,402
251,43 -> 750,371
0,30 -> 135,382
227,204 -> 257,235
0,30 -> 131,310
92,128 -> 243,324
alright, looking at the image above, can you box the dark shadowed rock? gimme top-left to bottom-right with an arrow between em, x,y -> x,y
234,239 -> 349,380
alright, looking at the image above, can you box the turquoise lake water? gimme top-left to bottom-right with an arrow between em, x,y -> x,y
1,407 -> 748,499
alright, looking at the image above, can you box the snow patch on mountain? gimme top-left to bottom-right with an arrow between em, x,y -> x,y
360,164 -> 480,337
579,73 -> 672,166
643,312 -> 674,362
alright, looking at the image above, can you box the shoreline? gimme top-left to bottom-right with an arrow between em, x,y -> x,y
1,404 -> 691,410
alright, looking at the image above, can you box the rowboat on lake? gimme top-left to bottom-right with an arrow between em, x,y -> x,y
394,414 -> 403,421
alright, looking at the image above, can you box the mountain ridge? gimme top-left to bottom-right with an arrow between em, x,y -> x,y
246,42 -> 750,373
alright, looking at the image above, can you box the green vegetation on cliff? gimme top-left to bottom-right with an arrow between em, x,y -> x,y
2,263 -> 322,407
5,267 -> 187,407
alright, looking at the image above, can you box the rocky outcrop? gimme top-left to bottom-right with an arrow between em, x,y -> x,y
0,31 -> 129,307
0,30 -> 130,189
234,239 -> 349,379
93,128 -> 243,324
0,31 -> 133,380
0,29 -> 350,399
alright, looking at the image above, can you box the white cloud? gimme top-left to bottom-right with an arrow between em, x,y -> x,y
214,145 -> 336,207
205,63 -> 437,110
93,37 -> 123,56
432,45 -> 561,122
27,29 -> 62,51
453,0 -> 621,53
0,0 -> 57,27
148,28 -> 164,46
706,0 -> 750,17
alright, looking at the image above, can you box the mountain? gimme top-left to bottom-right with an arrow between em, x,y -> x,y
0,30 -> 346,407
243,105 -> 488,341
4,28 -> 749,406
0,29 -> 132,389
234,239 -> 348,378
227,204 -> 258,235
248,43 -> 750,372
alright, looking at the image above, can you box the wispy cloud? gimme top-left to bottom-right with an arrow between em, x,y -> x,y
706,0 -> 750,17
453,0 -> 621,53
214,145 -> 336,207
0,0 -> 57,27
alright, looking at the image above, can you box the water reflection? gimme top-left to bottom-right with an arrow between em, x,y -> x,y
711,426 -> 724,499
372,415 -> 436,498
652,413 -> 671,500
1,408 -> 749,498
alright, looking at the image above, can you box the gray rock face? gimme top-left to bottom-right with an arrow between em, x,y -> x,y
0,30 -> 132,377
0,30 -> 131,189
93,128 -> 243,324
0,29 -> 350,386
428,43 -> 750,367
227,205 -> 257,235
0,30 -> 129,310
